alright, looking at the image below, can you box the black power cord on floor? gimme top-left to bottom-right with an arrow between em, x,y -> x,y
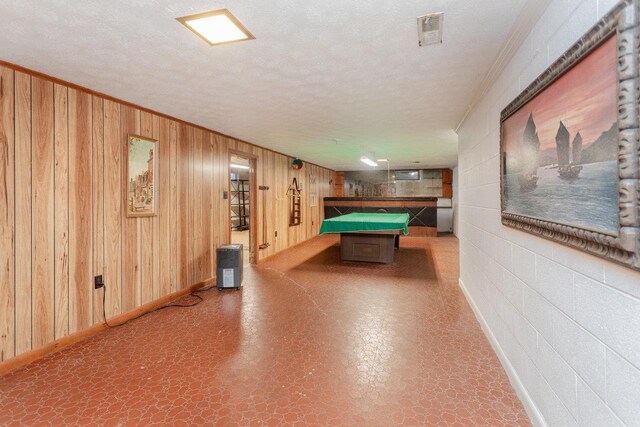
100,283 -> 217,328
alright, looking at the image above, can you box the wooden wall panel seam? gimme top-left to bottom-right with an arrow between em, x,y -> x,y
120,106 -> 140,313
169,120 -> 178,294
103,100 -> 121,320
139,111 -> 153,305
14,71 -> 32,356
68,89 -> 94,333
31,77 -> 55,348
151,115 -> 160,301
0,66 -> 15,361
91,97 -> 105,325
53,83 -> 69,340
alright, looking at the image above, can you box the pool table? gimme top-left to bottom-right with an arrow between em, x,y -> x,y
319,213 -> 410,263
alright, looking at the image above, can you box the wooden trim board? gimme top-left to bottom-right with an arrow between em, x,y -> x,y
257,234 -> 324,264
0,278 -> 213,376
407,226 -> 438,237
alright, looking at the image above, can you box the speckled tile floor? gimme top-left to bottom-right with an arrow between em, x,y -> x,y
0,235 -> 530,426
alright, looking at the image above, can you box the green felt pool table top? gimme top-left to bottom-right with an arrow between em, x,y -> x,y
319,213 -> 410,235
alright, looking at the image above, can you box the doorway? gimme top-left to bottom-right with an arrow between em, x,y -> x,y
229,154 -> 255,265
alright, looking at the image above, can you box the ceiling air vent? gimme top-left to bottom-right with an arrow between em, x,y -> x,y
417,12 -> 444,47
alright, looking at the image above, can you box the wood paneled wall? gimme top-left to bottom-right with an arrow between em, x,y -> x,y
0,64 -> 334,362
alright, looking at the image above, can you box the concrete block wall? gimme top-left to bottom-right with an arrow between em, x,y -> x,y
452,166 -> 459,236
457,0 -> 640,425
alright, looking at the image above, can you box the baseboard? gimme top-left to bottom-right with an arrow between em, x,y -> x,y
458,277 -> 547,427
407,226 -> 437,237
0,278 -> 214,377
257,233 -> 325,264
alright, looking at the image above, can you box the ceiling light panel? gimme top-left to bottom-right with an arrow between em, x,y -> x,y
360,157 -> 378,167
177,9 -> 255,46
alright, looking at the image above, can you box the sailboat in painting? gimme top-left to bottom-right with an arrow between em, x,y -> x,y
556,121 -> 583,179
518,113 -> 540,192
501,35 -> 620,236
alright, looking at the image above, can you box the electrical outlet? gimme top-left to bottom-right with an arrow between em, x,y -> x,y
94,275 -> 104,290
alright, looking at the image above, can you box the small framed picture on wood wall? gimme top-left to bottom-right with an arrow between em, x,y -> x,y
127,134 -> 158,217
309,174 -> 318,207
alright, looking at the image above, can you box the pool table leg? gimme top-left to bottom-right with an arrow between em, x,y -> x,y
394,234 -> 400,249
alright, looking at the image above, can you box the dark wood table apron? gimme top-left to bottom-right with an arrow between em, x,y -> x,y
339,230 -> 401,263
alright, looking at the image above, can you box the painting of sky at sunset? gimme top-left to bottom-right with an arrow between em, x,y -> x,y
502,36 -> 617,156
501,35 -> 619,235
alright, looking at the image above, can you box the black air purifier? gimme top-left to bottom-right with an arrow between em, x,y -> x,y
216,244 -> 243,290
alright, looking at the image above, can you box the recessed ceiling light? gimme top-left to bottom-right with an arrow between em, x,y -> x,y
377,159 -> 388,162
177,9 -> 255,46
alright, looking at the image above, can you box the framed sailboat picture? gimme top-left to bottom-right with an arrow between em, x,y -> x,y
500,0 -> 640,271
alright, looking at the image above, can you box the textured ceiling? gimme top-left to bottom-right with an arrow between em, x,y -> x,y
0,0 -> 528,170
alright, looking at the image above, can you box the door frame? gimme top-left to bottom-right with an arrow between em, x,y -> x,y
228,150 -> 258,264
